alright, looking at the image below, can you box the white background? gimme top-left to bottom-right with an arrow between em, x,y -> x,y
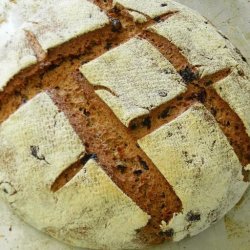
0,0 -> 250,249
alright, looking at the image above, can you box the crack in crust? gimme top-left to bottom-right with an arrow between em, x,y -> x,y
51,153 -> 96,192
93,85 -> 118,96
24,30 -> 47,61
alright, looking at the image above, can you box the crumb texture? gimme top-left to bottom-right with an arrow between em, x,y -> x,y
0,93 -> 150,250
138,104 -> 249,241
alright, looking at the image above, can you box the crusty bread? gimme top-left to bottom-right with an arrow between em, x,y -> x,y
0,0 -> 249,249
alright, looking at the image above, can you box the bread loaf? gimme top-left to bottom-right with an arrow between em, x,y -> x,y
0,0 -> 249,249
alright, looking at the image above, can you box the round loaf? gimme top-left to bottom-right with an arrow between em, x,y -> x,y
0,0 -> 249,249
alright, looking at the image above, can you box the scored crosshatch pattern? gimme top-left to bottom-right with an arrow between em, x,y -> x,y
0,1 -> 188,247
0,0 -> 249,248
78,0 -> 250,240
80,12 -> 250,172
0,1 -> 178,123
0,0 -> 110,90
78,0 -> 249,242
133,31 -> 250,169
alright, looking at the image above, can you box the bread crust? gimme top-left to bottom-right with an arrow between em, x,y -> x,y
0,0 -> 249,249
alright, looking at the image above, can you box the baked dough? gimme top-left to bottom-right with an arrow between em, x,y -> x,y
0,93 -> 150,249
0,0 -> 249,249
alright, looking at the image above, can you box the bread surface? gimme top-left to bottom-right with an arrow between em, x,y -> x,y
0,0 -> 249,249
